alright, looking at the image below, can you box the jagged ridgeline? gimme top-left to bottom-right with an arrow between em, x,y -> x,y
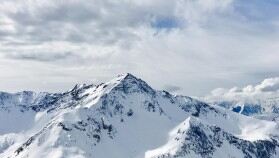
0,73 -> 279,158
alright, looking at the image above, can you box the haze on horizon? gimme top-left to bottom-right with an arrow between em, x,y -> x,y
0,0 -> 278,96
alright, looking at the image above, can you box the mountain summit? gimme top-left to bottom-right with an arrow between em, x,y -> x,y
0,74 -> 279,158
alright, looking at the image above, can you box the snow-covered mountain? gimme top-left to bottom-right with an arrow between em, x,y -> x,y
203,95 -> 279,116
0,74 -> 279,158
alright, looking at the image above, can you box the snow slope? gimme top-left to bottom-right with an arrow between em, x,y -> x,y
0,74 -> 279,158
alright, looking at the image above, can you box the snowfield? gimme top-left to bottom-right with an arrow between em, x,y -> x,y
0,73 -> 278,158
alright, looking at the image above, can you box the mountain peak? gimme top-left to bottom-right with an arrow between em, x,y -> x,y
111,73 -> 155,95
116,73 -> 137,81
1,74 -> 279,158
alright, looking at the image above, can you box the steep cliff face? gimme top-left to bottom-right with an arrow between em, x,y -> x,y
0,74 -> 278,158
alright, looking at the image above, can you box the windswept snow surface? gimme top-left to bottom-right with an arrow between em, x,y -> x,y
0,74 -> 279,158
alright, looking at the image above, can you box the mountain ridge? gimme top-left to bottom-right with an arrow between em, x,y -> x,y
0,73 -> 279,158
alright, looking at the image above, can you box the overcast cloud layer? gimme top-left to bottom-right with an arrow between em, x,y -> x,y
0,0 -> 278,96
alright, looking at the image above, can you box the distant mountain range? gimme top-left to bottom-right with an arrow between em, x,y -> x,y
0,74 -> 279,158
202,77 -> 279,122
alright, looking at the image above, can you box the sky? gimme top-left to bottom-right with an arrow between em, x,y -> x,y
0,0 -> 278,96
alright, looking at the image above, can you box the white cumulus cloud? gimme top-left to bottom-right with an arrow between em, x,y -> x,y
204,77 -> 279,103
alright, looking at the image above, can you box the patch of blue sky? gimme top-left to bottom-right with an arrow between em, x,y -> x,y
233,0 -> 279,22
151,17 -> 180,30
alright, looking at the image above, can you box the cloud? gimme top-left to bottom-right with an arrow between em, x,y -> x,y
204,77 -> 279,103
6,52 -> 77,62
163,85 -> 182,93
255,78 -> 279,92
0,0 -> 278,96
0,0 -> 234,45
